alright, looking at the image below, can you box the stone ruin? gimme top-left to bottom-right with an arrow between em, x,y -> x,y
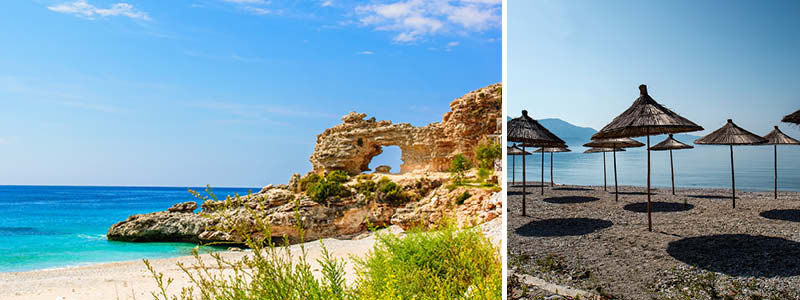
309,83 -> 502,175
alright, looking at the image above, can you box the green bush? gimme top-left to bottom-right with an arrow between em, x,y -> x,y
299,173 -> 321,192
449,154 -> 472,185
455,191 -> 471,205
354,178 -> 377,200
376,176 -> 410,205
326,170 -> 350,184
477,168 -> 491,183
474,141 -> 501,170
353,222 -> 501,299
147,189 -> 501,300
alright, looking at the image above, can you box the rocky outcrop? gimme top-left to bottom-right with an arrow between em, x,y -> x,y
107,84 -> 503,245
107,210 -> 209,243
309,83 -> 501,175
167,201 -> 197,213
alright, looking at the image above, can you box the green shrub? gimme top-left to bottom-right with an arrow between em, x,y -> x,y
474,141 -> 501,170
353,222 -> 501,299
455,191 -> 471,205
354,178 -> 377,200
299,173 -> 321,192
326,170 -> 350,183
376,176 -> 410,205
449,154 -> 472,185
477,168 -> 491,183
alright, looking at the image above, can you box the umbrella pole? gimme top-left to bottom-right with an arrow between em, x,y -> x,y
541,150 -> 544,195
512,154 -> 516,186
603,152 -> 607,191
670,149 -> 675,195
647,133 -> 652,232
522,146 -> 527,216
550,152 -> 554,187
730,145 -> 735,208
613,148 -> 618,202
774,144 -> 777,199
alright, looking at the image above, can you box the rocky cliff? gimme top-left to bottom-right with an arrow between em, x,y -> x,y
107,83 -> 502,245
309,83 -> 501,174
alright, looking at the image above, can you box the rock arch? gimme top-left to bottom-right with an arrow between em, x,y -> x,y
309,83 -> 502,175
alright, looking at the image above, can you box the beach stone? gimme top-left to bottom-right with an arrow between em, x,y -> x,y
259,184 -> 274,193
107,211 -> 209,243
374,165 -> 392,173
167,201 -> 197,213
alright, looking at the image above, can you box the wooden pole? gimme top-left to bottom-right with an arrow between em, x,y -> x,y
603,152 -> 607,191
730,145 -> 736,208
613,148 -> 618,202
647,133 -> 652,232
550,152 -> 554,187
512,154 -> 516,185
541,150 -> 545,195
670,149 -> 675,195
774,144 -> 778,199
522,146 -> 526,216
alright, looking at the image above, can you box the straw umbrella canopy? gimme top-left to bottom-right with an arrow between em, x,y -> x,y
593,85 -> 703,232
649,134 -> 694,196
762,126 -> 800,199
533,146 -> 571,187
507,145 -> 532,186
584,147 -> 626,191
782,109 -> 800,124
584,138 -> 644,202
508,110 -> 566,216
695,119 -> 767,207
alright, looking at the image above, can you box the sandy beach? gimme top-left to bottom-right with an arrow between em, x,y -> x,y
507,182 -> 800,299
1,218 -> 500,300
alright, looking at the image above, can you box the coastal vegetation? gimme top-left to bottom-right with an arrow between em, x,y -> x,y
145,190 -> 500,300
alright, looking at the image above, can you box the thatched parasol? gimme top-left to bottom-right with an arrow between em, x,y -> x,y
584,138 -> 644,202
533,146 -> 571,186
593,85 -> 703,232
782,109 -> 800,124
649,134 -> 693,196
583,147 -> 626,191
508,110 -> 566,216
762,126 -> 800,199
507,145 -> 532,186
695,119 -> 767,207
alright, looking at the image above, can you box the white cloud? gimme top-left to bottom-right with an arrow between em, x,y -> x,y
320,1 -> 334,7
48,0 -> 150,21
358,50 -> 375,55
354,0 -> 500,43
223,0 -> 270,4
220,0 -> 272,15
447,41 -> 459,47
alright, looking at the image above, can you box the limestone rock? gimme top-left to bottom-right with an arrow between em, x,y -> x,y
309,83 -> 501,175
107,211 -> 209,243
374,165 -> 391,173
167,201 -> 197,213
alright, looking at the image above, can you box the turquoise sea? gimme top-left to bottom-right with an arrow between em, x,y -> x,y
0,186 -> 253,273
508,145 -> 800,192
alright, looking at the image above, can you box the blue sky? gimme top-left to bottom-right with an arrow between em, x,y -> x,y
508,0 -> 800,138
0,0 -> 500,187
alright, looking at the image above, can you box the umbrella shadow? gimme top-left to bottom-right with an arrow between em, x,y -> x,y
623,202 -> 694,213
760,209 -> 800,222
552,187 -> 594,191
508,191 -> 533,196
543,196 -> 600,204
667,234 -> 800,277
615,191 -> 657,195
514,218 -> 612,237
688,194 -> 732,200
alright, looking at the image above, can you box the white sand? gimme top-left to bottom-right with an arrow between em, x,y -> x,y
0,233 -> 383,300
0,219 -> 501,300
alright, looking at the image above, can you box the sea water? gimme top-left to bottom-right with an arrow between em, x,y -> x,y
508,145 -> 800,192
0,186 -> 253,272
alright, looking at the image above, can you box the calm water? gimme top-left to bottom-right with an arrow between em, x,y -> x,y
508,145 -> 800,192
0,186 -> 253,272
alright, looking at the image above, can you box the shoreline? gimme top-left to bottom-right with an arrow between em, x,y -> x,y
507,182 -> 800,299
1,218 -> 500,300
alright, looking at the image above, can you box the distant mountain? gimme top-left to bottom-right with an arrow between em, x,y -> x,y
507,116 -> 701,148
